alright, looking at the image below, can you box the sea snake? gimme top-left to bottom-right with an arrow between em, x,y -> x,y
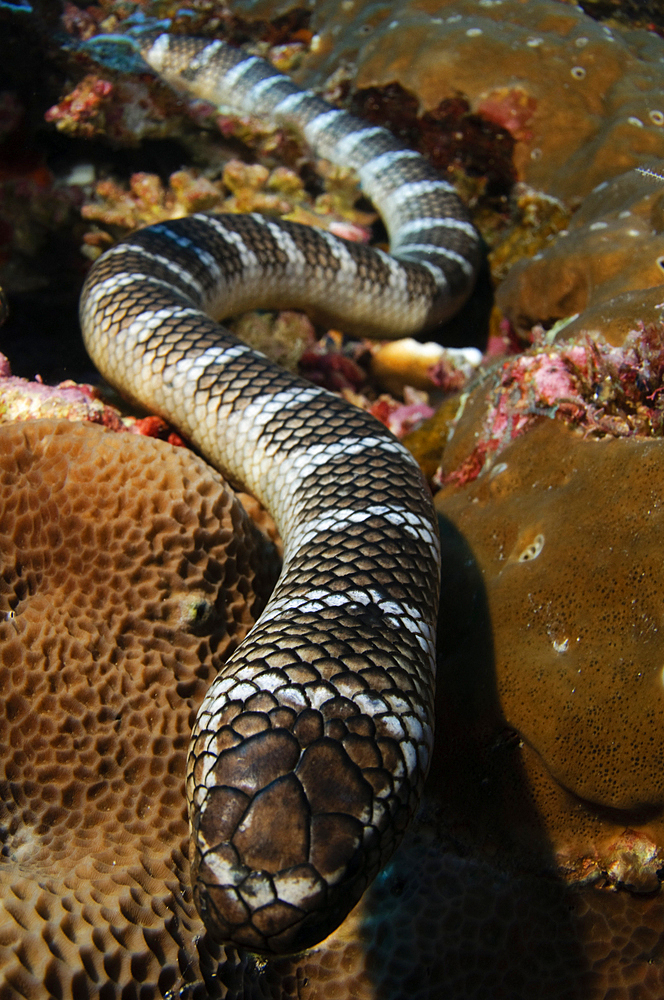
80,30 -> 481,956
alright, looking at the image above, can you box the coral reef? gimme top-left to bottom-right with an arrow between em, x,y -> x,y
79,159 -> 374,264
349,82 -> 517,199
1,414 -> 664,997
488,184 -> 572,285
260,814 -> 664,998
0,351 -> 124,427
3,0 -> 664,995
421,416 -> 664,999
0,351 -> 195,445
48,0 -> 664,356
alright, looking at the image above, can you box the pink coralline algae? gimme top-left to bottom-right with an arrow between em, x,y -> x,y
8,2 -> 664,997
0,356 -> 123,428
368,393 -> 435,437
299,337 -> 368,392
44,75 -> 114,141
52,0 -> 664,209
297,334 -> 438,433
436,324 -> 664,486
0,353 -> 185,444
296,331 -> 482,435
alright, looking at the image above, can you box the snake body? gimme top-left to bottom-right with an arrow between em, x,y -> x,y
80,31 -> 480,955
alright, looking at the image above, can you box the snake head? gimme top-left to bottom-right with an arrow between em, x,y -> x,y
188,706 -> 421,954
187,639 -> 430,955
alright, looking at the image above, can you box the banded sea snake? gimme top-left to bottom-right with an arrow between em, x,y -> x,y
80,30 -> 482,955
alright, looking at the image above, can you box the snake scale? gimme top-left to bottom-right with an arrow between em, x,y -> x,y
80,30 -> 481,956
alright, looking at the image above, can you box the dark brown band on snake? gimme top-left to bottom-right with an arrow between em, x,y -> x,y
80,31 -> 480,954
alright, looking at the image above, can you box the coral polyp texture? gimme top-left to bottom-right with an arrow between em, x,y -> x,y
0,419 -> 280,999
3,416 -> 664,997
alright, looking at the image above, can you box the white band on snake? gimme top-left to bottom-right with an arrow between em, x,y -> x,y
80,31 -> 481,955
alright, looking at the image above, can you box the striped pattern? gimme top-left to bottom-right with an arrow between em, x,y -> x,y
79,31 -> 480,956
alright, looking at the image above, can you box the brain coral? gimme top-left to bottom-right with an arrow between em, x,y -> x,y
0,419 -> 280,999
227,0 -> 664,202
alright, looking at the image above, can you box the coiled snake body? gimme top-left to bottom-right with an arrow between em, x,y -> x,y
80,32 -> 481,955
